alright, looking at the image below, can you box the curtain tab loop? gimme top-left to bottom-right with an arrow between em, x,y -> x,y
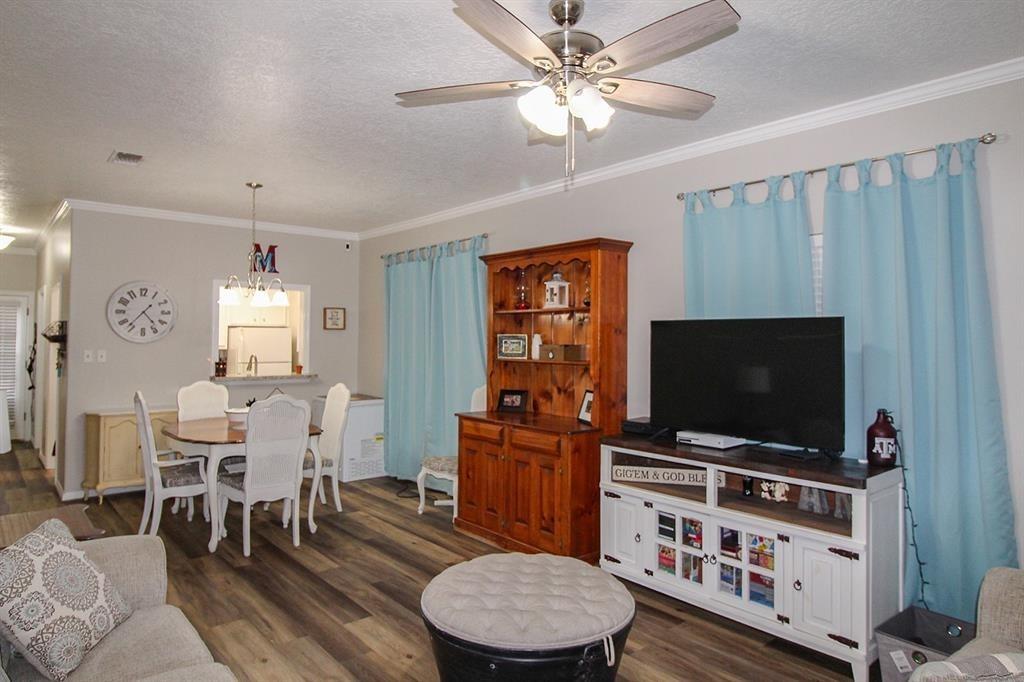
935,143 -> 952,174
697,190 -> 713,212
684,192 -> 698,214
855,159 -> 872,187
790,171 -> 807,197
826,164 -> 842,188
957,138 -> 978,168
765,175 -> 783,200
730,182 -> 746,206
886,153 -> 905,181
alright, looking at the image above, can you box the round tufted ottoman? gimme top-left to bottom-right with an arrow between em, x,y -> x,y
421,553 -> 635,681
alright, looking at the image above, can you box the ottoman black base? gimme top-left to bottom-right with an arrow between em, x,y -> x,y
423,615 -> 634,682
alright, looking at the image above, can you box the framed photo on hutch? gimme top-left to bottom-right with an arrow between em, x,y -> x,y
323,307 -> 346,330
496,333 -> 528,359
578,390 -> 594,423
497,389 -> 529,413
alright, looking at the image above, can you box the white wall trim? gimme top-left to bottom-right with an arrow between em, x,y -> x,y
0,246 -> 36,256
63,199 -> 360,242
359,57 -> 1024,241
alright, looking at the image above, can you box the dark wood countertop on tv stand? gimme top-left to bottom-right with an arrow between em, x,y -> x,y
602,433 -> 892,489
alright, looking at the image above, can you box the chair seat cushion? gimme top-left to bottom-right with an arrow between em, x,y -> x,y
159,461 -> 203,488
217,473 -> 245,491
302,452 -> 333,471
421,456 -> 458,476
0,520 -> 132,680
421,553 -> 635,651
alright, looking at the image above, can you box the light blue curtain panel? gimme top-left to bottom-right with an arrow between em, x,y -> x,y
823,140 -> 1018,620
684,173 -> 814,318
383,236 -> 487,487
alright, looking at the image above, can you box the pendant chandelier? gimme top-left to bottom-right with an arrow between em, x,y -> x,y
218,182 -> 288,307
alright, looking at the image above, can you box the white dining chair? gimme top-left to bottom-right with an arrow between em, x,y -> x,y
135,391 -> 208,535
416,384 -> 486,521
177,380 -> 230,421
216,394 -> 310,557
302,383 -> 351,512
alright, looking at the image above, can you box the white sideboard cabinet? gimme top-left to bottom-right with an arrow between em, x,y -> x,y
600,436 -> 903,682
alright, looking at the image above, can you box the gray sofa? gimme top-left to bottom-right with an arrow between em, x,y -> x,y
909,567 -> 1024,681
4,535 -> 234,681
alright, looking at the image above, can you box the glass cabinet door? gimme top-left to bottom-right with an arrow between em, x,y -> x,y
713,522 -> 782,619
651,508 -> 706,591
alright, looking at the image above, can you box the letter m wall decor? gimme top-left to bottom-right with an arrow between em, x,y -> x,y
252,243 -> 279,273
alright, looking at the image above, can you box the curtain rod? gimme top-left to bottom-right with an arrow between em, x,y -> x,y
380,233 -> 488,260
675,132 -> 997,201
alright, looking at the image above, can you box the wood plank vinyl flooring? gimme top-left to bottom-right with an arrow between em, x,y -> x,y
1,442 -> 867,681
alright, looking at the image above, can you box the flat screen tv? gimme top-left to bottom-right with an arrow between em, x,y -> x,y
650,317 -> 844,453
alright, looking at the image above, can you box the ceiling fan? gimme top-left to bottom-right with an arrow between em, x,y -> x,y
397,0 -> 741,175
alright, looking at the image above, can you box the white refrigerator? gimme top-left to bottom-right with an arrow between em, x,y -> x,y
226,326 -> 292,376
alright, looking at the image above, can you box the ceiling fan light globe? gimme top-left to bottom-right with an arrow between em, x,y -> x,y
567,79 -> 604,118
517,85 -> 556,127
581,98 -> 615,131
0,234 -> 14,250
536,104 -> 568,137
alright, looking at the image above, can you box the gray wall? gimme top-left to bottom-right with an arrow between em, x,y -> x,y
62,209 -> 359,496
36,211 -> 71,481
357,80 -> 1024,560
0,252 -> 37,291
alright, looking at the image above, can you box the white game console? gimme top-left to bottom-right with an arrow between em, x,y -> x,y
675,430 -> 746,449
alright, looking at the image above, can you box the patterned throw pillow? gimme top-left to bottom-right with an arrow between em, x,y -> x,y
0,519 -> 131,680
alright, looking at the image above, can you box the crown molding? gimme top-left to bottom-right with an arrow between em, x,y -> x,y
359,57 -> 1024,241
0,246 -> 37,256
63,199 -> 359,242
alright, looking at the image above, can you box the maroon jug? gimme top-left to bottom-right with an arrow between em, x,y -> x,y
867,409 -> 898,467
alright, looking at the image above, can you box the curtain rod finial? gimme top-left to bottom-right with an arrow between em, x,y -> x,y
980,132 -> 997,145
676,192 -> 686,202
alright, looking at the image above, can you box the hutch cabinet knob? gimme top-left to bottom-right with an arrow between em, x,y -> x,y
793,580 -> 803,591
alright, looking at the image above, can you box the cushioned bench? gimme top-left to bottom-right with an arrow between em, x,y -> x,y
421,553 -> 635,681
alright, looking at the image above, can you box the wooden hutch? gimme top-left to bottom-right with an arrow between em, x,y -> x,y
456,238 -> 632,561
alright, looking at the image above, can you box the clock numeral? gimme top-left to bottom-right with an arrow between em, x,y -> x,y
158,319 -> 167,326
114,309 -> 125,315
150,325 -> 158,334
160,310 -> 170,316
140,327 -> 146,337
118,297 -> 129,306
151,290 -> 159,299
159,299 -> 168,305
127,290 -> 137,300
118,319 -> 128,326
139,287 -> 148,297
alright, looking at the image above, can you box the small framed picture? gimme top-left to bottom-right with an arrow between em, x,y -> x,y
578,390 -> 594,423
497,389 -> 529,413
323,307 -> 346,330
496,333 -> 528,359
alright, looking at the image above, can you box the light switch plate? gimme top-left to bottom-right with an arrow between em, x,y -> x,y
97,350 -> 107,363
83,350 -> 94,363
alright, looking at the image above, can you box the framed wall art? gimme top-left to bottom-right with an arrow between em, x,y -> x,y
323,307 -> 346,330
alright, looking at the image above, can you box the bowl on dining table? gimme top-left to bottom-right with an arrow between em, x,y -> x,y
225,407 -> 249,429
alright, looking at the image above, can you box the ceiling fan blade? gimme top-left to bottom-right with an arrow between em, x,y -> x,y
584,0 -> 740,75
396,80 -> 534,104
597,77 -> 715,118
454,0 -> 561,70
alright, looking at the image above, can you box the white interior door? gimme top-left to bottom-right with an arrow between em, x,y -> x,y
0,293 -> 31,443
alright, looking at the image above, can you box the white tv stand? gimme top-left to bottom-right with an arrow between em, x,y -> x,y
600,436 -> 903,682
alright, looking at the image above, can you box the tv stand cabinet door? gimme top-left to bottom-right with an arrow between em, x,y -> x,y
790,537 -> 854,645
600,489 -> 644,574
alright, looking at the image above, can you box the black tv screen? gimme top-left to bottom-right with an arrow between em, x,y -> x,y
650,317 -> 844,452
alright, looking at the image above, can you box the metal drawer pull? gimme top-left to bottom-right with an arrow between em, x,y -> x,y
701,554 -> 709,564
793,580 -> 802,591
634,533 -> 641,543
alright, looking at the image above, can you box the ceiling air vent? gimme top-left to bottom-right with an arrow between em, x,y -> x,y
107,150 -> 144,165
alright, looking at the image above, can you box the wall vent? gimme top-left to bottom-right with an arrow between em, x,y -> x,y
107,150 -> 144,165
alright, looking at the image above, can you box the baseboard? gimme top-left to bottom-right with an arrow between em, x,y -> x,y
60,488 -> 85,502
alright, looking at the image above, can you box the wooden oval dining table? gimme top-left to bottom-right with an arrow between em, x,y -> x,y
162,417 -> 324,553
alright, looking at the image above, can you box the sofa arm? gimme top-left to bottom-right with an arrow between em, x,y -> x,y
976,567 -> 1024,651
81,535 -> 168,611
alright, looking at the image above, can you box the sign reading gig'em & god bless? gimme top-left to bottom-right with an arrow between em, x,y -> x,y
611,465 -> 726,487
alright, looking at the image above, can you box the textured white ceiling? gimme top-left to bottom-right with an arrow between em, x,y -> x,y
1,0 -> 1022,242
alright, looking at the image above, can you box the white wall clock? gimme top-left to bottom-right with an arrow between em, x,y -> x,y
106,280 -> 177,343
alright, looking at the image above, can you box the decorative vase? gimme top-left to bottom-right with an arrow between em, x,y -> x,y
867,409 -> 898,467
